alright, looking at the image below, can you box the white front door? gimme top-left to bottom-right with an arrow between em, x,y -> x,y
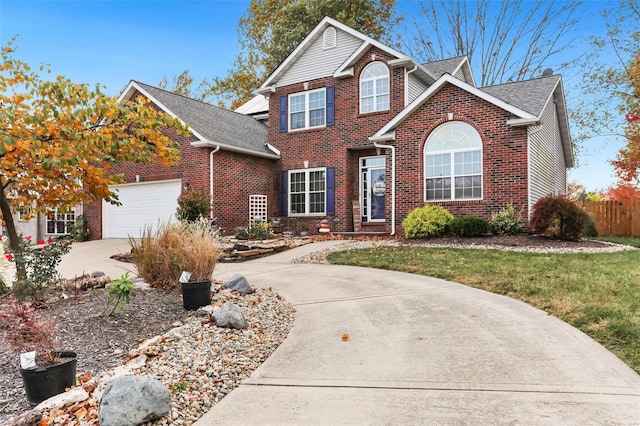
360,156 -> 386,222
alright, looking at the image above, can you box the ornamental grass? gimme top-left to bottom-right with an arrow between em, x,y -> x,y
129,219 -> 222,289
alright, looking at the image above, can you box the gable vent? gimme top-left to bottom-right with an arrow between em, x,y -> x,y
323,27 -> 337,50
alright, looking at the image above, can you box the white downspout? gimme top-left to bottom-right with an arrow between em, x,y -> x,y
209,146 -> 220,219
373,142 -> 396,236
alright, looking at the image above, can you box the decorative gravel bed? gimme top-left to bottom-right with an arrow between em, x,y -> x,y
1,286 -> 295,425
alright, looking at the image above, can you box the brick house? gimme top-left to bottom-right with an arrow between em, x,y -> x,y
84,81 -> 279,239
86,16 -> 572,238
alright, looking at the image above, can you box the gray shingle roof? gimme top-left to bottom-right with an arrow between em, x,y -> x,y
422,56 -> 466,77
132,81 -> 273,157
481,75 -> 561,117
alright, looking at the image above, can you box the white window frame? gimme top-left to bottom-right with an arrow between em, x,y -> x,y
46,208 -> 76,235
288,167 -> 327,216
424,121 -> 483,202
288,88 -> 326,131
360,62 -> 390,114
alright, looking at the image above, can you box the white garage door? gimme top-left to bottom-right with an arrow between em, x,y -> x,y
102,179 -> 182,238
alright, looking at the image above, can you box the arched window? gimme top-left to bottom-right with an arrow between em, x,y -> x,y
424,121 -> 482,201
360,62 -> 389,113
323,27 -> 337,49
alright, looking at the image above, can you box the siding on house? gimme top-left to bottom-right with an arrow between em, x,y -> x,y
528,97 -> 567,213
407,73 -> 428,105
277,27 -> 364,87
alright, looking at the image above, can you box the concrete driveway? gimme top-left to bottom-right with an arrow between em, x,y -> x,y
59,239 -> 640,424
198,242 -> 640,425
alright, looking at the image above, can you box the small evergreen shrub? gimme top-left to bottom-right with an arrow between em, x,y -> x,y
66,215 -> 90,242
490,203 -> 524,235
176,187 -> 210,222
530,195 -> 589,241
450,215 -> 490,237
402,205 -> 453,239
582,213 -> 598,238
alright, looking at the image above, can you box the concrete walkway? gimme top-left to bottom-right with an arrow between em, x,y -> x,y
60,240 -> 640,424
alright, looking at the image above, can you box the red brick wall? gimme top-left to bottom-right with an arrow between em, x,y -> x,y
268,47 -> 405,233
211,150 -> 278,234
84,93 -> 277,239
269,62 -> 530,234
394,82 -> 530,231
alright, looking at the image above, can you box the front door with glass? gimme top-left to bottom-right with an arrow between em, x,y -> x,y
360,156 -> 386,222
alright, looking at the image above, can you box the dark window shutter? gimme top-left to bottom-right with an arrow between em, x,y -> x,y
326,86 -> 335,127
326,167 -> 335,215
279,96 -> 287,133
279,171 -> 288,216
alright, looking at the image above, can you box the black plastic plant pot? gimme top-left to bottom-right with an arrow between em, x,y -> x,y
19,351 -> 77,406
181,279 -> 212,310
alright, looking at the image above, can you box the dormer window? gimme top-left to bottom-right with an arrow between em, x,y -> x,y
323,27 -> 337,50
360,62 -> 389,113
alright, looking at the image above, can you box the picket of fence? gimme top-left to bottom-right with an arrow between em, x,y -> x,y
577,200 -> 640,237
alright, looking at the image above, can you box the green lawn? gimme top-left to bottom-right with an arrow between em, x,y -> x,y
327,246 -> 640,374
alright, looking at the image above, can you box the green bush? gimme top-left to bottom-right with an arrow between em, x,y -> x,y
490,203 -> 524,235
582,213 -> 598,238
530,195 -> 589,241
402,205 -> 453,239
176,187 -> 210,222
450,215 -> 490,237
235,221 -> 275,240
66,215 -> 90,242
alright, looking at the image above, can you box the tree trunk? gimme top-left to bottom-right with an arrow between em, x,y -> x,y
0,185 -> 27,286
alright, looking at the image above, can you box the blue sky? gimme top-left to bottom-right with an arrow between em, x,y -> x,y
0,0 -> 627,192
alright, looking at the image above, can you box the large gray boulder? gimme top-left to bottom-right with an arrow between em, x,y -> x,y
213,302 -> 247,329
99,376 -> 170,426
222,273 -> 253,294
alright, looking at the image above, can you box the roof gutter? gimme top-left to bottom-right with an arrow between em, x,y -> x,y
506,117 -> 540,127
372,141 -> 396,236
191,140 -> 280,159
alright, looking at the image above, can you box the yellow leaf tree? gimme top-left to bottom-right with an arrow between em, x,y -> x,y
0,41 -> 189,288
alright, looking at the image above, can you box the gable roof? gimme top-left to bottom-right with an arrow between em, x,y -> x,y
119,81 -> 278,159
482,74 -> 561,117
421,56 -> 472,83
258,16 -> 437,94
483,74 -> 573,167
370,73 -> 573,167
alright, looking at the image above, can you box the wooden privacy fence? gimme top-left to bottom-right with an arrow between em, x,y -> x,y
577,200 -> 640,237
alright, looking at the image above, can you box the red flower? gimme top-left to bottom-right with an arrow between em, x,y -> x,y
47,238 -> 52,244
37,240 -> 44,245
5,253 -> 13,261
24,235 -> 31,241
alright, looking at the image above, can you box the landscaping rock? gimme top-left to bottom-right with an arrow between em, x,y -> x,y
98,376 -> 170,426
91,271 -> 105,277
213,302 -> 247,329
222,274 -> 252,294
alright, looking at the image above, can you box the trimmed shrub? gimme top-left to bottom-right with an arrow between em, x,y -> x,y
530,195 -> 589,241
450,215 -> 491,237
176,187 -> 210,222
490,203 -> 524,235
402,205 -> 453,239
582,213 -> 598,237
